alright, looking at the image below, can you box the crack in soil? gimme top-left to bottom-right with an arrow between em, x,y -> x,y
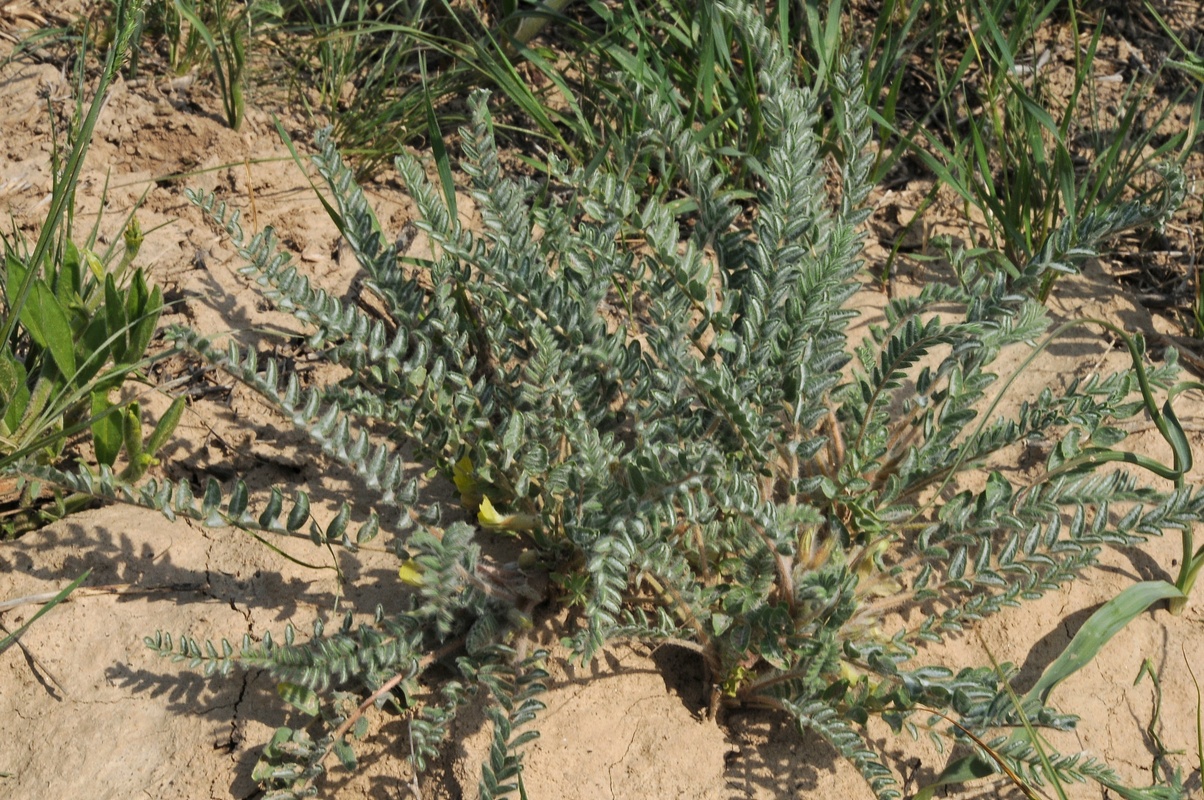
202,525 -> 216,604
219,671 -> 251,755
606,694 -> 659,799
223,596 -> 256,758
608,722 -> 641,800
195,522 -> 258,754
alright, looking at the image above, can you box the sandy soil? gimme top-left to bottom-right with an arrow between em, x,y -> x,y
2,3 -> 1203,799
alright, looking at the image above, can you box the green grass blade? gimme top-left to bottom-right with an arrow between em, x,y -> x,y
1185,647 -> 1203,777
976,1 -> 1015,73
1145,1 -> 1204,82
990,648 -> 1069,800
516,43 -> 593,149
1168,57 -> 1204,82
913,753 -> 1005,800
421,56 -> 458,219
1023,581 -> 1184,707
170,1 -> 231,122
0,569 -> 92,656
1160,397 -> 1194,476
0,0 -> 140,354
925,582 -> 1185,799
272,115 -> 351,234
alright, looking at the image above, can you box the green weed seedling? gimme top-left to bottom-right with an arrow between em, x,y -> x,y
271,0 -> 583,178
1,0 -> 182,537
130,0 -> 223,79
1145,1 -> 1204,85
30,3 -> 1203,799
906,0 -> 1191,300
0,0 -> 177,720
155,0 -> 281,130
1134,658 -> 1186,772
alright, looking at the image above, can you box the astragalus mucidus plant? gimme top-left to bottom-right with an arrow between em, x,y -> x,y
26,4 -> 1199,798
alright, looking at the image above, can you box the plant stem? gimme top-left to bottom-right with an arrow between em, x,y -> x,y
303,637 -> 462,788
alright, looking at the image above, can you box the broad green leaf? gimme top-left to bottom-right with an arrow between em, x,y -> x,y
356,513 -> 380,545
76,313 -> 111,388
0,356 -> 18,399
913,754 -> 1005,800
421,57 -> 458,219
286,490 -> 310,531
333,738 -> 357,771
325,503 -> 351,541
125,267 -> 150,314
26,281 -> 76,378
1023,581 -> 1184,706
90,392 -> 122,467
1091,426 -> 1127,447
18,375 -> 66,459
258,488 -> 284,530
353,715 -> 369,739
250,727 -> 294,782
227,480 -> 249,519
125,282 -> 163,363
55,240 -> 83,306
144,395 -> 186,457
104,275 -> 129,362
3,374 -> 32,440
5,249 -> 29,306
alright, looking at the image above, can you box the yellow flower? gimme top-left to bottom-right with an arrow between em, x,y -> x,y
453,455 -> 483,509
854,536 -> 901,598
398,560 -> 425,587
722,665 -> 749,697
477,496 -> 540,533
